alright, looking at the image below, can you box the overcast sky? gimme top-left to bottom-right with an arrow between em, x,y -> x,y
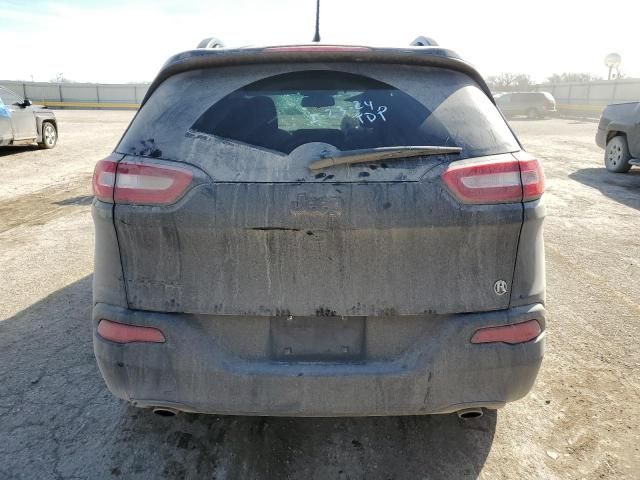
1,0 -> 638,84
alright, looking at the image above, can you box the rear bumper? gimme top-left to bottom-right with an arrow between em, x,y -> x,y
93,302 -> 545,416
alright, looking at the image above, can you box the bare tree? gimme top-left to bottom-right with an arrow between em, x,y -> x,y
546,72 -> 602,83
48,75 -> 76,83
486,73 -> 535,92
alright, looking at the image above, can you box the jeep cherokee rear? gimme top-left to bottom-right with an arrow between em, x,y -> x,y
92,44 -> 545,417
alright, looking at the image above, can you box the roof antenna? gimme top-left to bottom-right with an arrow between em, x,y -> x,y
312,0 -> 321,42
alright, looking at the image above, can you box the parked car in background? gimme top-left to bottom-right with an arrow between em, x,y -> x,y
91,40 -> 546,419
596,102 -> 640,173
0,86 -> 58,149
495,91 -> 557,119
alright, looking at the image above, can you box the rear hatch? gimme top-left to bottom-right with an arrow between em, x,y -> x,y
112,60 -> 525,316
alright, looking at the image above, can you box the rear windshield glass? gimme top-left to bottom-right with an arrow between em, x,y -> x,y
118,64 -> 520,182
191,71 -> 454,154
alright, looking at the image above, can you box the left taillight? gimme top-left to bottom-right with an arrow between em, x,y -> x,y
441,152 -> 544,204
92,157 -> 193,205
92,157 -> 118,203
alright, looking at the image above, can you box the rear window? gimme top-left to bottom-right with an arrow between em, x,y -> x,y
118,64 -> 520,182
191,71 -> 454,154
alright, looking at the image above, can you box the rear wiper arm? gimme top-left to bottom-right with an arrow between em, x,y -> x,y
308,145 -> 462,171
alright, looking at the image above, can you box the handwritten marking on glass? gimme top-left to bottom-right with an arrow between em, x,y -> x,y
353,100 -> 388,124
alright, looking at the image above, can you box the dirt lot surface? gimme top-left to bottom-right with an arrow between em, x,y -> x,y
1,111 -> 638,479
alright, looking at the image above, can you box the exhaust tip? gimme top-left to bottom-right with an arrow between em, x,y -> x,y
457,408 -> 483,419
152,407 -> 178,417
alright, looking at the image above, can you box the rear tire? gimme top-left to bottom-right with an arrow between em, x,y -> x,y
38,122 -> 57,149
605,136 -> 631,173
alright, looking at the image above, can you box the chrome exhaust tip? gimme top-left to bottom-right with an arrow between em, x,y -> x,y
456,408 -> 483,419
152,407 -> 179,417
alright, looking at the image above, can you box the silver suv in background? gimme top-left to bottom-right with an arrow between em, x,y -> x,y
0,86 -> 58,149
495,91 -> 557,119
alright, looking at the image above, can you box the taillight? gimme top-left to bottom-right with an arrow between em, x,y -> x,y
114,161 -> 193,205
441,153 -> 544,204
470,319 -> 542,345
514,152 -> 545,201
92,157 -> 118,203
92,157 -> 193,205
97,319 -> 165,344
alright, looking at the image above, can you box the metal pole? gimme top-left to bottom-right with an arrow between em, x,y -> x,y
312,0 -> 320,42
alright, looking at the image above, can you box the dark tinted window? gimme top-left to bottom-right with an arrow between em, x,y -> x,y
192,71 -> 455,154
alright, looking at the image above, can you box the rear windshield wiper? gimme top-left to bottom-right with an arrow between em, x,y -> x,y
308,145 -> 462,171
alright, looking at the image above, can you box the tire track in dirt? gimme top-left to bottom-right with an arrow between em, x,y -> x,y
0,174 -> 93,235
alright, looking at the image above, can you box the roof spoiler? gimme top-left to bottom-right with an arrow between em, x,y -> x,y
197,37 -> 225,49
142,47 -> 496,108
411,36 -> 439,47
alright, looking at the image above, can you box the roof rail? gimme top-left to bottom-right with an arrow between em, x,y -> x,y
197,37 -> 225,49
411,36 -> 438,47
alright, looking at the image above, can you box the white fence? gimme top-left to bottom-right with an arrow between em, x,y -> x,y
2,78 -> 639,115
0,80 -> 149,109
538,79 -> 640,117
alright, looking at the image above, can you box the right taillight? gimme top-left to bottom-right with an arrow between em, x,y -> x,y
515,152 -> 545,201
441,153 -> 544,204
92,157 -> 194,205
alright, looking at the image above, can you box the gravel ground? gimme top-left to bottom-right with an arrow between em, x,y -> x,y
0,111 -> 638,479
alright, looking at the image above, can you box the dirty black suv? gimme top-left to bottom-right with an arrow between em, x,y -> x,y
92,42 -> 546,418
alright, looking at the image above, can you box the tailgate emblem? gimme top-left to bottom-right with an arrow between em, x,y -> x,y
493,280 -> 508,296
290,193 -> 343,217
